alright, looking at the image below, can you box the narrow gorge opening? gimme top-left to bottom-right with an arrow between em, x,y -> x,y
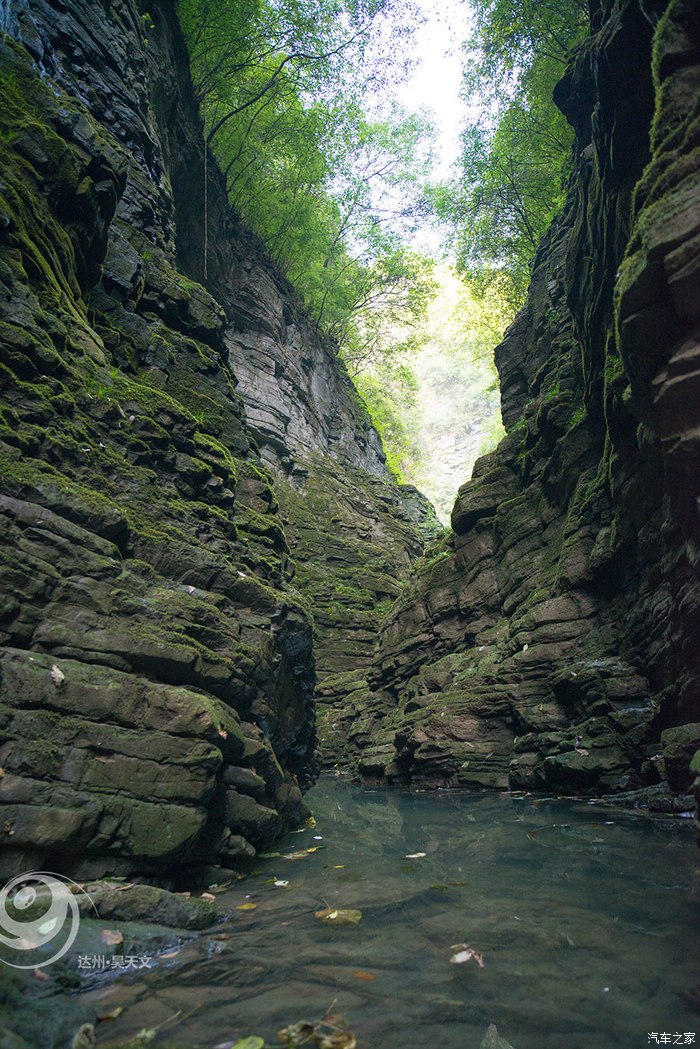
0,0 -> 698,1047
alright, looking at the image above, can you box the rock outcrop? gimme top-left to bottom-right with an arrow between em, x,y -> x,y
355,0 -> 700,802
0,2 -> 317,879
0,0 -> 438,878
190,175 -> 441,769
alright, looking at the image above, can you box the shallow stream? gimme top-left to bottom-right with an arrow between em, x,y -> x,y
87,778 -> 698,1049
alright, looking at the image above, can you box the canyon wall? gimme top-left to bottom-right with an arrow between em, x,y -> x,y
0,0 -> 433,879
355,0 -> 700,811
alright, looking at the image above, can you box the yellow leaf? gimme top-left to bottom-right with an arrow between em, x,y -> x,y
351,970 -> 376,981
100,929 -> 123,946
96,1007 -> 123,1023
314,908 -> 362,926
236,902 -> 257,911
208,881 -> 232,893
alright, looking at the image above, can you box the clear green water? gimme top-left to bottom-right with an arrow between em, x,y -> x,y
89,778 -> 699,1049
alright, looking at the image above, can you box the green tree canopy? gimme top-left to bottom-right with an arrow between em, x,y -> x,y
433,0 -> 588,307
176,0 -> 435,358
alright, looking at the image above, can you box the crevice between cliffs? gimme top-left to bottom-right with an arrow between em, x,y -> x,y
0,0 -> 698,900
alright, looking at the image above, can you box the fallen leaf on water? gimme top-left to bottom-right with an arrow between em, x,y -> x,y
50,664 -> 65,689
210,933 -> 233,942
333,865 -> 345,869
279,1021 -> 317,1045
279,1017 -> 357,1049
71,1024 -> 96,1049
274,879 -> 290,887
283,848 -> 320,860
405,852 -> 426,859
208,881 -> 232,893
129,1030 -> 155,1046
96,1007 -> 123,1023
159,948 -> 182,959
351,970 -> 376,981
215,1038 -> 265,1049
450,943 -> 484,967
236,902 -> 257,911
305,816 -> 317,828
199,892 -> 216,903
319,1034 -> 356,1049
314,907 -> 362,926
101,929 -> 123,946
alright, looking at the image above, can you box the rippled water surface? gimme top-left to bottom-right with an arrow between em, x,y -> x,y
90,778 -> 699,1049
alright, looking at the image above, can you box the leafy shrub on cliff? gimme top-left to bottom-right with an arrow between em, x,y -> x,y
176,0 -> 434,358
433,0 -> 588,306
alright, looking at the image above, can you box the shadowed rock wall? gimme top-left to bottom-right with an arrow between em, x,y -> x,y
0,1 -> 316,878
356,0 -> 700,808
0,0 -> 438,878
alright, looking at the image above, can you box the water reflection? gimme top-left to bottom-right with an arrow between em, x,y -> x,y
91,779 -> 699,1049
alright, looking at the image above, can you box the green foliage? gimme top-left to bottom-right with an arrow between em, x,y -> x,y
351,266 -> 509,516
434,0 -> 587,307
353,361 -> 421,481
177,0 -> 434,355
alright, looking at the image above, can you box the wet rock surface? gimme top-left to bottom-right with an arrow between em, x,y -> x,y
0,0 -> 437,880
357,0 -> 700,799
275,455 -> 441,767
0,2 -> 320,879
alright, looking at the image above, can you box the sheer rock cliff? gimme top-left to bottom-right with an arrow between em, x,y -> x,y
354,0 -> 700,811
0,0 -> 434,878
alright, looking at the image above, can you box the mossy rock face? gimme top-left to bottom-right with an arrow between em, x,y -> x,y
661,724 -> 700,792
354,0 -> 700,802
0,21 -> 315,878
274,453 -> 442,768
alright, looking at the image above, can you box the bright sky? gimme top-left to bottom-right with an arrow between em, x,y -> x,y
395,0 -> 472,181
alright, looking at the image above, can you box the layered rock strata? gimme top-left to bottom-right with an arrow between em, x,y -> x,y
355,0 -> 700,801
0,0 -> 317,880
0,0 -> 438,878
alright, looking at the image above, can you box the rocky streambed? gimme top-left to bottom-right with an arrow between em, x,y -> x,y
2,778 -> 697,1049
